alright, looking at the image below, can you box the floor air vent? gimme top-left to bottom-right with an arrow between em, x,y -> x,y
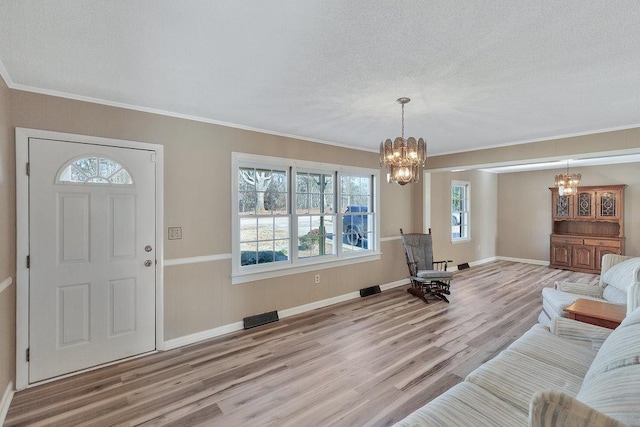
359,285 -> 381,297
458,262 -> 470,270
243,310 -> 279,329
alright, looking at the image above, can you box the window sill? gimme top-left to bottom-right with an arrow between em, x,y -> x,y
451,238 -> 471,244
231,252 -> 382,285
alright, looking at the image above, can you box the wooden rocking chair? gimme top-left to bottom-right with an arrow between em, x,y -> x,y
400,228 -> 453,303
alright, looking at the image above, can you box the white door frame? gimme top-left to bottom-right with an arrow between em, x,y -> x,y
15,128 -> 165,390
423,172 -> 431,233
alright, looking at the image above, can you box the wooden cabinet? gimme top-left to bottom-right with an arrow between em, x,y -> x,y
549,185 -> 626,273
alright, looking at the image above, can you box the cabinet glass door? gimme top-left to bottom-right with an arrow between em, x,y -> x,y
575,192 -> 595,219
598,191 -> 618,218
554,194 -> 571,218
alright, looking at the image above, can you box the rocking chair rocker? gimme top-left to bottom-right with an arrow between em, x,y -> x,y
400,228 -> 453,303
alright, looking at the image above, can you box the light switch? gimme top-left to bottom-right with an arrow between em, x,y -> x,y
168,227 -> 182,240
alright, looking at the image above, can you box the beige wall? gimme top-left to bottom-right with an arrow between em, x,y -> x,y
9,90 -> 413,340
5,81 -> 639,385
497,162 -> 640,261
0,75 -> 16,394
428,170 -> 498,266
427,127 -> 640,170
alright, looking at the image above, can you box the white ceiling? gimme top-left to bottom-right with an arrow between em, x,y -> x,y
1,1 -> 640,156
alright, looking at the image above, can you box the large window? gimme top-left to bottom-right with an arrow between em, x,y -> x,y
451,180 -> 470,241
233,153 -> 379,283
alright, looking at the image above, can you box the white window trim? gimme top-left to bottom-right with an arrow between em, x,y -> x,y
231,152 -> 380,285
451,180 -> 471,243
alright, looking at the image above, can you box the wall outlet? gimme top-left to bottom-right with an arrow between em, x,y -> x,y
314,274 -> 320,284
168,226 -> 183,240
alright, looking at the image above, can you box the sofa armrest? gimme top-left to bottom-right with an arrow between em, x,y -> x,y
626,282 -> 640,316
554,281 -> 603,298
529,390 -> 625,427
599,254 -> 633,287
551,317 -> 612,350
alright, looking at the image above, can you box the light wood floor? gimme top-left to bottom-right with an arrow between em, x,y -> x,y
6,261 -> 600,427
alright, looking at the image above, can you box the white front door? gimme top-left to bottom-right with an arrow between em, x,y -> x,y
28,138 -> 157,383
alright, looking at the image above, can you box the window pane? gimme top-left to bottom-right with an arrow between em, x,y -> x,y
238,169 -> 256,192
296,172 -> 333,215
58,156 -> 132,185
239,191 -> 257,214
99,158 -> 120,178
238,167 -> 287,215
340,175 -> 371,211
240,242 -> 258,266
111,169 -> 133,184
240,217 -> 258,242
274,217 -> 290,244
257,217 -> 274,241
298,215 -> 335,258
76,157 -> 98,176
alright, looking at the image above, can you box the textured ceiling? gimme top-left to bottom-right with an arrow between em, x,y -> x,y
1,1 -> 640,155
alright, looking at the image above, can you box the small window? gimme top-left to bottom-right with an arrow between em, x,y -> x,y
452,181 -> 470,241
58,156 -> 133,185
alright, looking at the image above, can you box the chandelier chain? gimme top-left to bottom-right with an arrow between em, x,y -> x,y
401,102 -> 405,140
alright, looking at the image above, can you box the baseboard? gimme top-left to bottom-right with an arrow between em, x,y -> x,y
448,257 -> 498,272
470,257 -> 499,267
163,322 -> 244,350
279,291 -> 360,319
164,278 -> 411,350
0,381 -> 14,426
497,256 -> 549,266
380,278 -> 411,291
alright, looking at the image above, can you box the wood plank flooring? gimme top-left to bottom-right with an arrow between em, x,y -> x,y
6,261 -> 600,426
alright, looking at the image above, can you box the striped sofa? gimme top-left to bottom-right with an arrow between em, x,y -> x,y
538,254 -> 640,326
395,306 -> 640,426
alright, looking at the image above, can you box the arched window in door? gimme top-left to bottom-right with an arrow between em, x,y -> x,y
57,156 -> 133,185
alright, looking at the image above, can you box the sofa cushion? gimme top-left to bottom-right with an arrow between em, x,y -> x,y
576,365 -> 640,426
576,307 -> 640,425
529,390 -> 627,427
466,350 -> 583,413
541,287 -> 604,317
601,257 -> 640,293
602,284 -> 627,304
581,308 -> 640,384
555,281 -> 604,298
394,381 -> 527,427
507,324 -> 597,377
416,269 -> 454,280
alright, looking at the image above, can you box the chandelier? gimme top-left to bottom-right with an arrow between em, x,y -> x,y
554,161 -> 581,196
379,97 -> 427,185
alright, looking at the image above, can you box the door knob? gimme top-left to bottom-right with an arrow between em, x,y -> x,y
145,245 -> 153,252
144,260 -> 153,267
